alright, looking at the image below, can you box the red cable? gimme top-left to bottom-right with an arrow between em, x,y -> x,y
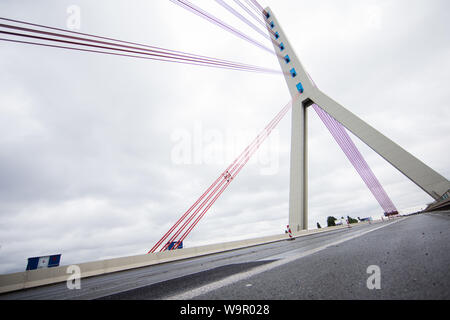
153,107 -> 287,252
0,30 -> 281,74
147,174 -> 225,253
172,97 -> 296,248
159,96 -> 298,251
0,22 -> 275,72
174,106 -> 290,249
154,101 -> 293,252
0,16 -> 267,67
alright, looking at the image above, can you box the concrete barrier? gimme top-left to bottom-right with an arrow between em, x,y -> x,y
0,220 -> 381,294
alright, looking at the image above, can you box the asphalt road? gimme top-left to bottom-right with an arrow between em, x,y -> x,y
1,211 -> 449,300
190,212 -> 450,300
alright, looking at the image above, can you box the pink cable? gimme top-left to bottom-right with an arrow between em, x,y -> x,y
313,104 -> 397,213
159,100 -> 293,252
169,0 -> 276,56
152,97 -> 297,252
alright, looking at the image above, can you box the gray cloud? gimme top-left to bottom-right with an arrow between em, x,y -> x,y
0,0 -> 448,274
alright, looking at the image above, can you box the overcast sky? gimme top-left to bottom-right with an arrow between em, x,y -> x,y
0,0 -> 449,274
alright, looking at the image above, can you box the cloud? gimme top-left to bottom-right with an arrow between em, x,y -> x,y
0,0 -> 448,274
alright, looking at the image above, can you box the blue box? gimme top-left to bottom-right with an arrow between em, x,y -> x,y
290,68 -> 297,77
26,254 -> 61,270
48,254 -> 61,267
167,241 -> 183,250
26,257 -> 39,270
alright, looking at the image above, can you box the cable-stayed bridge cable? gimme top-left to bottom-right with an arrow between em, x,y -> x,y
214,0 -> 272,41
244,0 -> 263,16
232,0 -> 267,28
0,19 -> 283,75
157,99 -> 294,252
308,73 -> 397,214
169,0 -> 278,56
172,99 -> 293,249
248,0 -> 265,13
0,16 -> 264,64
149,96 -> 299,253
313,104 -> 397,214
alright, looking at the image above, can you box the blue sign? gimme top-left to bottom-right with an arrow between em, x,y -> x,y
166,242 -> 183,250
26,254 -> 61,271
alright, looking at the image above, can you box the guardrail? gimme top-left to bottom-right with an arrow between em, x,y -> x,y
0,219 -> 382,294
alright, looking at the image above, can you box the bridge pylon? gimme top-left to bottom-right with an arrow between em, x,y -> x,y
265,7 -> 450,232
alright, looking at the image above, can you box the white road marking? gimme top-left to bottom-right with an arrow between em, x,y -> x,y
164,218 -> 406,300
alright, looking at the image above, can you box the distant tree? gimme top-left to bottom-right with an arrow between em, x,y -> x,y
317,222 -> 322,229
347,216 -> 358,224
327,216 -> 337,227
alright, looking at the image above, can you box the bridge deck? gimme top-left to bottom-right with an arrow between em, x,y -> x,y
1,212 -> 449,300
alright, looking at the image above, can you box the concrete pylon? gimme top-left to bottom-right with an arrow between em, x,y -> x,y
264,7 -> 450,231
265,8 -> 313,232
